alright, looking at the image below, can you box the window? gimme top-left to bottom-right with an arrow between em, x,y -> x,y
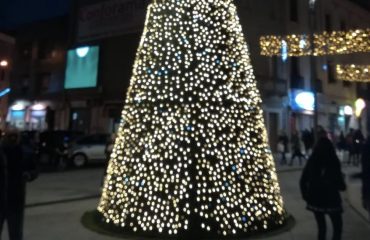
38,40 -> 55,60
18,42 -> 32,60
0,69 -> 5,81
290,57 -> 303,88
36,73 -> 51,93
325,14 -> 332,32
290,0 -> 298,22
327,62 -> 336,83
269,56 -> 278,78
21,75 -> 30,95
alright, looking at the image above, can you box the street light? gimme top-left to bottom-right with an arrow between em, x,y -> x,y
355,98 -> 366,117
0,60 -> 8,67
309,0 -> 316,9
355,98 -> 366,131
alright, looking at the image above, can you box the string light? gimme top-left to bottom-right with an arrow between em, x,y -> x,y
98,0 -> 286,237
260,28 -> 370,57
336,64 -> 370,82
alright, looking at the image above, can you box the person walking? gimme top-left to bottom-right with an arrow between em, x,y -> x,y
361,136 -> 370,220
278,131 -> 289,165
302,129 -> 313,156
300,136 -> 346,240
346,129 -> 355,165
0,129 -> 37,240
290,131 -> 305,166
353,129 -> 364,166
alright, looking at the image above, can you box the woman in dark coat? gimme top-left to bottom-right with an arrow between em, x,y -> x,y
361,137 -> 370,219
0,130 -> 37,240
300,137 -> 346,240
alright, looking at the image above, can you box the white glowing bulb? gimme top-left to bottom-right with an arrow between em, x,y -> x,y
0,60 -> 8,67
11,103 -> 25,111
344,105 -> 353,116
76,46 -> 90,58
32,103 -> 46,111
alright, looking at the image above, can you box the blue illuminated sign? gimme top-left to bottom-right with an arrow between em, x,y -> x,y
65,46 -> 99,89
0,88 -> 10,98
290,90 -> 315,112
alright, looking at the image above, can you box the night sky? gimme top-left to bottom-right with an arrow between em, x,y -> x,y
0,0 -> 368,30
0,0 -> 71,30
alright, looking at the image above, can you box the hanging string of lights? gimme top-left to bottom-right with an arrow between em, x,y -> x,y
260,28 -> 370,57
336,64 -> 370,82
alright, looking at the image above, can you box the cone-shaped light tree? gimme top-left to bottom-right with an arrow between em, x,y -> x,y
98,0 -> 286,237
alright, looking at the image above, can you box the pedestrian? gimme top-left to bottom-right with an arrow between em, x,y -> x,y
302,129 -> 312,156
361,136 -> 370,220
346,129 -> 355,165
353,129 -> 364,166
289,131 -> 305,166
278,131 -> 288,165
0,129 -> 38,240
300,136 -> 346,240
337,131 -> 346,151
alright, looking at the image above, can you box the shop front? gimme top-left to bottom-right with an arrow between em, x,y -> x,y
7,101 -> 52,131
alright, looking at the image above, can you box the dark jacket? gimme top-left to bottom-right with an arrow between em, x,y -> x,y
0,143 -> 37,211
0,150 -> 6,213
362,139 -> 370,204
300,138 -> 346,213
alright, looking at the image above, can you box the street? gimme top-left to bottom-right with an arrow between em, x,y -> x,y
1,164 -> 369,240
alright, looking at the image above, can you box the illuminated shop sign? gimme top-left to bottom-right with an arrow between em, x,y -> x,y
290,90 -> 315,112
64,46 -> 100,89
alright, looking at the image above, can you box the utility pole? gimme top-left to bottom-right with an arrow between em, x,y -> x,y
309,0 -> 319,141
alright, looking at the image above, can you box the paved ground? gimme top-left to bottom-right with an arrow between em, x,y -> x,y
1,163 -> 370,240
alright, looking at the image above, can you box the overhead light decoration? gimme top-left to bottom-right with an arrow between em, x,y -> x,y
76,46 -> 90,58
336,64 -> 370,82
98,0 -> 286,238
281,40 -> 288,62
260,29 -> 370,57
355,98 -> 366,117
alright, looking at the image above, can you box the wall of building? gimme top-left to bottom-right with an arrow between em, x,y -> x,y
6,0 -> 370,141
235,0 -> 370,149
0,33 -> 15,130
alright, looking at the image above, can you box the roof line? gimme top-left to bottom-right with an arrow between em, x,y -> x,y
0,32 -> 15,44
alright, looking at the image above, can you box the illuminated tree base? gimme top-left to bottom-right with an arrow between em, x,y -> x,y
82,210 -> 293,239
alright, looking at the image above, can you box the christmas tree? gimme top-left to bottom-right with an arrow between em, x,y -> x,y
98,0 -> 286,237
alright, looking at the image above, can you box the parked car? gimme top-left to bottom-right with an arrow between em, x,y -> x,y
69,134 -> 109,167
38,130 -> 84,169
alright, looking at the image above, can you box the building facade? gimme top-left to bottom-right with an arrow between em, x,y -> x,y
237,0 -> 370,150
0,32 -> 15,130
6,0 -> 370,146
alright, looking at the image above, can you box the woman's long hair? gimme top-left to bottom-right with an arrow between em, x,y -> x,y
308,137 -> 339,171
